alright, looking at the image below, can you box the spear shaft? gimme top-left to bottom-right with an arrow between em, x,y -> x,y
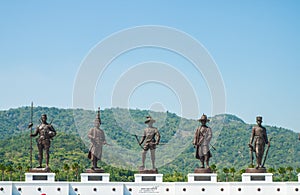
30,102 -> 33,168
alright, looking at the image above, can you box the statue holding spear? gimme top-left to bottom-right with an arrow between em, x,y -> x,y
28,108 -> 56,170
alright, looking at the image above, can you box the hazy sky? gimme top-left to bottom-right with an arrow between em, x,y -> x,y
1,1 -> 299,132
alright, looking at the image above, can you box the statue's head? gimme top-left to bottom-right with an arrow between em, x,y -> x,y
198,114 -> 210,125
41,114 -> 47,122
256,116 -> 263,125
145,116 -> 155,125
94,119 -> 101,128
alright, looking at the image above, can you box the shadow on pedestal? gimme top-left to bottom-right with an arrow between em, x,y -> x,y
194,168 -> 212,173
85,168 -> 105,173
28,167 -> 51,173
138,167 -> 158,174
245,168 -> 266,173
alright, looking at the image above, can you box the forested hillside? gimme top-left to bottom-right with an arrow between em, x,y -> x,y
0,106 -> 299,182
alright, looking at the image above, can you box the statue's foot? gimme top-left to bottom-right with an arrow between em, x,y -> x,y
45,166 -> 50,171
255,166 -> 259,169
139,166 -> 145,170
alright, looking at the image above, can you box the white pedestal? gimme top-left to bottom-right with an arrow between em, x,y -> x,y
80,173 -> 110,182
25,172 -> 55,182
134,174 -> 163,183
298,173 -> 300,182
187,173 -> 218,182
242,173 -> 273,182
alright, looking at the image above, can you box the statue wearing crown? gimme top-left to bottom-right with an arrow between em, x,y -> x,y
88,108 -> 107,171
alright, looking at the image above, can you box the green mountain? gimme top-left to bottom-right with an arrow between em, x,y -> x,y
0,106 -> 299,182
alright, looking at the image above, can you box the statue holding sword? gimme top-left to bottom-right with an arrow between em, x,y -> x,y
139,116 -> 160,171
193,114 -> 213,169
248,116 -> 270,169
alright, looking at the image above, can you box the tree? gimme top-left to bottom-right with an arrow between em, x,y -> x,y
223,168 -> 229,182
53,169 -> 60,181
71,163 -> 80,182
237,169 -> 246,181
229,167 -> 236,181
63,163 -> 70,181
267,167 -> 276,174
286,166 -> 294,181
210,164 -> 217,173
0,164 -> 5,181
16,164 -> 23,181
5,165 -> 14,181
267,167 -> 276,179
277,167 -> 286,182
239,169 -> 245,175
25,165 -> 30,172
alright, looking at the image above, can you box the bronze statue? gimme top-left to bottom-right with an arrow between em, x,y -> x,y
248,116 -> 270,169
30,114 -> 56,169
88,108 -> 107,170
193,114 -> 212,168
139,116 -> 160,170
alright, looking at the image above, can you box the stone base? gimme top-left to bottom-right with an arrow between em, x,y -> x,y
28,167 -> 51,173
245,168 -> 266,173
80,173 -> 110,182
85,168 -> 105,173
138,169 -> 158,174
25,172 -> 55,182
194,167 -> 212,173
134,174 -> 163,183
242,172 -> 273,182
188,173 -> 217,182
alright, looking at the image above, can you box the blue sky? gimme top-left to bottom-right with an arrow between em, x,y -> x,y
0,1 -> 300,132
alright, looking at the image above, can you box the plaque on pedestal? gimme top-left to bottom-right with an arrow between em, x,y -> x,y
188,173 -> 217,182
25,172 -> 55,182
134,174 -> 163,183
242,172 -> 273,182
80,173 -> 110,182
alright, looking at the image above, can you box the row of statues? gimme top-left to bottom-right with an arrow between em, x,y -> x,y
28,109 -> 270,173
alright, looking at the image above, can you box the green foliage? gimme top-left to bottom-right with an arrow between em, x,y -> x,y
163,171 -> 187,182
0,107 -> 299,182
